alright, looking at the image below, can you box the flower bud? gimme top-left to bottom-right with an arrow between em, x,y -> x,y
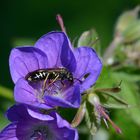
122,20 -> 140,43
78,29 -> 101,54
115,6 -> 140,35
124,41 -> 140,67
87,93 -> 122,134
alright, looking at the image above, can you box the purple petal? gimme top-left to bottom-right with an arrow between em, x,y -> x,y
44,85 -> 80,108
6,104 -> 30,122
1,106 -> 78,140
9,46 -> 48,83
14,112 -> 78,140
27,107 -> 54,121
54,127 -> 78,140
35,31 -> 76,72
74,47 -> 102,92
54,112 -> 71,128
6,104 -> 53,122
63,85 -> 81,107
14,78 -> 52,109
16,121 -> 35,139
50,112 -> 79,140
0,123 -> 18,140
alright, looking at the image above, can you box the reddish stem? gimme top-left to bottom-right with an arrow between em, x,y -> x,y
56,14 -> 66,33
99,106 -> 122,134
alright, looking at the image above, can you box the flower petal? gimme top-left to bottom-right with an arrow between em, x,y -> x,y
9,46 -> 48,83
44,85 -> 80,108
74,47 -> 102,92
6,104 -> 30,122
0,122 -> 18,140
1,105 -> 78,140
50,112 -> 79,140
35,31 -> 76,72
63,85 -> 81,107
27,107 -> 54,121
6,104 -> 53,122
14,78 -> 52,109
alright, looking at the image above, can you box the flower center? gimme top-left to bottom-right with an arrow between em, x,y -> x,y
26,68 -> 74,100
30,126 -> 48,140
29,79 -> 69,104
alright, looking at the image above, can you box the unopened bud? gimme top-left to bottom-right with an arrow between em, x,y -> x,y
115,6 -> 140,35
88,93 -> 100,107
124,41 -> 140,67
122,20 -> 140,43
78,29 -> 101,54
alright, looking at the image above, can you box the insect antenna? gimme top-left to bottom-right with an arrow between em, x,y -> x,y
74,78 -> 82,84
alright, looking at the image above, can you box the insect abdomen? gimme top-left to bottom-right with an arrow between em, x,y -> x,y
25,70 -> 48,82
25,68 -> 74,84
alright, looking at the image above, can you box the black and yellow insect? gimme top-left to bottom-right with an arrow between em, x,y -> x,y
25,67 -> 74,84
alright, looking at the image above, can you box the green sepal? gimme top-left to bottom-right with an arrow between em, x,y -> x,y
78,29 -> 101,54
71,102 -> 86,127
85,94 -> 101,135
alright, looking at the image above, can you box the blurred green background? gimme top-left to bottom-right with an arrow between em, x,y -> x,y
1,0 -> 140,140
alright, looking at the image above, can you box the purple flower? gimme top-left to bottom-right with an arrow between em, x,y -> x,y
9,31 -> 102,109
0,104 -> 78,140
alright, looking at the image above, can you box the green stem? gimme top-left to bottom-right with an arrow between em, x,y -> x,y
0,85 -> 13,100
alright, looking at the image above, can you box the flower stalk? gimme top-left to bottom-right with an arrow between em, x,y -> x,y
56,14 -> 66,33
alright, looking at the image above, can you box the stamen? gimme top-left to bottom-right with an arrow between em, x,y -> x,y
30,130 -> 45,140
31,125 -> 50,140
45,74 -> 60,90
42,73 -> 50,92
103,118 -> 109,128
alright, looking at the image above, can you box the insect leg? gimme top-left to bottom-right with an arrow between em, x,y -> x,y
44,74 -> 60,93
74,78 -> 82,84
61,80 -> 65,86
47,74 -> 60,87
42,73 -> 50,93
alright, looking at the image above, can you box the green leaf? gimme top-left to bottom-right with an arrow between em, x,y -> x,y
0,111 -> 10,130
94,80 -> 129,109
0,85 -> 13,100
113,110 -> 140,140
112,65 -> 140,74
95,66 -> 112,88
94,67 -> 140,109
78,29 -> 101,54
12,37 -> 35,48
94,84 -> 121,94
97,91 -> 129,109
98,71 -> 140,125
